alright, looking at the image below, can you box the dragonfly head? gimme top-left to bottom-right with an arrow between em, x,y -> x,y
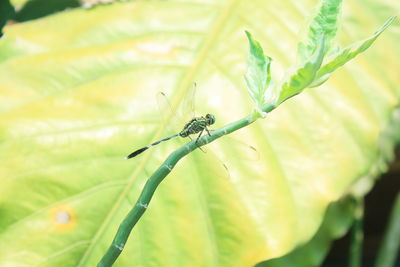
205,114 -> 216,126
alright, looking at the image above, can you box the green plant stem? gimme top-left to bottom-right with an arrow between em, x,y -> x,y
374,192 -> 400,267
97,104 -> 276,267
349,197 -> 364,267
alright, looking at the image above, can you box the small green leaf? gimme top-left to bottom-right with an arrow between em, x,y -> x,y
309,16 -> 396,88
277,35 -> 326,104
298,0 -> 342,61
244,31 -> 273,108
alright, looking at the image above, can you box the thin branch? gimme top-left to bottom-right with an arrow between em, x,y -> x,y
97,104 -> 276,267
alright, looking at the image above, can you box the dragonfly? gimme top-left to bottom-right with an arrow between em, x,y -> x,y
126,113 -> 216,159
126,85 -> 216,159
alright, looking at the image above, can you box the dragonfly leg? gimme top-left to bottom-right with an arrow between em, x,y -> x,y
194,130 -> 206,153
197,145 -> 206,153
205,127 -> 211,136
195,129 -> 204,144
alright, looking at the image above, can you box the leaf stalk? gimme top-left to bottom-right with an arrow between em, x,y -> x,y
97,103 -> 276,266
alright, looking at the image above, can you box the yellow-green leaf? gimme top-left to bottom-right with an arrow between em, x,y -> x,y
0,1 -> 399,267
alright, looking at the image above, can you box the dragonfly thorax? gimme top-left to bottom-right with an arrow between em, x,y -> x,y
179,114 -> 216,138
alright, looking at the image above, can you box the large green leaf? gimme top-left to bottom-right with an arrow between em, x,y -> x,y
0,1 -> 399,267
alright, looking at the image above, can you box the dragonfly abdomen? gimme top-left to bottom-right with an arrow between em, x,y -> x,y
126,133 -> 179,159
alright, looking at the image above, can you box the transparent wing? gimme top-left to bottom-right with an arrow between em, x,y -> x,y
194,138 -> 260,182
207,134 -> 260,162
157,83 -> 199,136
156,91 -> 180,136
178,82 -> 197,122
221,137 -> 260,161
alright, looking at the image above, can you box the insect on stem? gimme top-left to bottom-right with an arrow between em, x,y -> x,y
126,114 -> 216,159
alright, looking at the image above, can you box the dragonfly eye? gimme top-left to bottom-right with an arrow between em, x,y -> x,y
206,114 -> 216,125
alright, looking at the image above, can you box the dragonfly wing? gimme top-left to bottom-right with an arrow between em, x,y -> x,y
178,82 -> 197,121
156,91 -> 181,136
157,83 -> 198,136
208,135 -> 260,162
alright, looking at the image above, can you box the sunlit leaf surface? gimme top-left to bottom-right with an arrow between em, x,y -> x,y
0,0 -> 399,266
